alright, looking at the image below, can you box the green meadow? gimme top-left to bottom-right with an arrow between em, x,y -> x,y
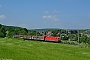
0,38 -> 90,60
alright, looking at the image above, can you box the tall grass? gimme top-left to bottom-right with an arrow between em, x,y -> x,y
0,38 -> 90,60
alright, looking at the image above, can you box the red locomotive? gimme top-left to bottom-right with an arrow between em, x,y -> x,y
45,36 -> 61,43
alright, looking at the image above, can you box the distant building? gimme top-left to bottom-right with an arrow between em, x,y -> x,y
47,31 -> 52,37
84,34 -> 90,37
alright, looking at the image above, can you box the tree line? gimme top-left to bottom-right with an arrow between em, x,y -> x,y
0,24 -> 42,38
0,24 -> 90,45
0,24 -> 28,38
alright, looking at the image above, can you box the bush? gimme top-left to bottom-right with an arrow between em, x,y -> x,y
61,41 -> 78,45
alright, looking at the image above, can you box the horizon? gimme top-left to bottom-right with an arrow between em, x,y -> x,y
0,0 -> 90,29
1,24 -> 90,30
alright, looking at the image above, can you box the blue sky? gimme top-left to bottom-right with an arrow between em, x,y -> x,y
0,0 -> 90,29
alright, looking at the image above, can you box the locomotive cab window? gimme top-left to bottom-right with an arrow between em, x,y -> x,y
58,38 -> 60,40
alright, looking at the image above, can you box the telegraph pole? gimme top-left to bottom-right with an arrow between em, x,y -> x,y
36,31 -> 37,40
78,30 -> 79,45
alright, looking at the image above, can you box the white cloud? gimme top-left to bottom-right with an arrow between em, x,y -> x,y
0,15 -> 6,19
47,15 -> 52,18
53,10 -> 62,13
42,15 -> 54,19
42,15 -> 59,21
42,16 -> 47,18
44,10 -> 62,14
44,11 -> 49,14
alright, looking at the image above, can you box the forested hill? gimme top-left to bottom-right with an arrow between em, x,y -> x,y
4,25 -> 21,29
1,24 -> 22,30
0,24 -> 28,38
32,28 -> 61,32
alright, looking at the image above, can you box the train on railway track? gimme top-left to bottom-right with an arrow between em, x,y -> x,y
14,35 -> 61,43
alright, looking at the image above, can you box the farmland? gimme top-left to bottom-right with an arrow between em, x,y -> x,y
0,38 -> 90,60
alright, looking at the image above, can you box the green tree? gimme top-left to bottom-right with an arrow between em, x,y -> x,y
0,24 -> 2,28
0,25 -> 6,38
68,34 -> 77,41
61,35 -> 68,40
15,28 -> 28,35
80,35 -> 87,43
6,26 -> 15,38
51,30 -> 60,37
28,30 -> 37,36
70,30 -> 78,34
86,37 -> 90,44
61,30 -> 66,34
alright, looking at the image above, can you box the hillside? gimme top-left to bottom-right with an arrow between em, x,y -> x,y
31,28 -> 61,32
0,38 -> 90,60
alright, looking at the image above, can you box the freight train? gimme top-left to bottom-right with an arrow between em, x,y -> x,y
14,35 -> 61,43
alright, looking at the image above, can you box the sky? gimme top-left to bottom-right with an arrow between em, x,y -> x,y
0,0 -> 90,29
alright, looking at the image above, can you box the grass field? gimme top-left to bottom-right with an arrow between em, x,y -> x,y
0,38 -> 90,60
